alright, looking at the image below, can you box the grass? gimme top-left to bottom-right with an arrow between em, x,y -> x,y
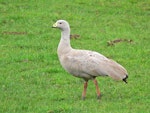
0,0 -> 149,113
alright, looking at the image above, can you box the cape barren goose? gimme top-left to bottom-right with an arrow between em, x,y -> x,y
52,20 -> 128,100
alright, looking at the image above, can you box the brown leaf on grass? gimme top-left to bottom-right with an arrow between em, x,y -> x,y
70,34 -> 80,39
107,39 -> 133,46
2,31 -> 27,35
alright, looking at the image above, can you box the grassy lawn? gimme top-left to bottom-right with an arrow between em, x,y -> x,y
0,0 -> 149,113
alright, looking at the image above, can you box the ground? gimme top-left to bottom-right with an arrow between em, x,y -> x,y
0,0 -> 149,113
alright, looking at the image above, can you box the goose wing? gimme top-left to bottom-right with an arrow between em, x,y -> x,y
61,49 -> 127,80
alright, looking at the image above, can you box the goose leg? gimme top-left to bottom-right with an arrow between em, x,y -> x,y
82,81 -> 88,100
93,79 -> 101,99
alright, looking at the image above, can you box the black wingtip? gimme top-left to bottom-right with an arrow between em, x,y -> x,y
123,75 -> 128,83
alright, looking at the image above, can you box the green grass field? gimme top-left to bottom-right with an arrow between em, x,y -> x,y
0,0 -> 149,113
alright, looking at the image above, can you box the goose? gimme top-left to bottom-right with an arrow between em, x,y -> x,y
52,20 -> 128,100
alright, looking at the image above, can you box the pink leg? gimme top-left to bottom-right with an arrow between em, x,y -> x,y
93,79 -> 101,99
82,81 -> 88,100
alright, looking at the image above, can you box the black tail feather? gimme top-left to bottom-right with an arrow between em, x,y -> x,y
123,75 -> 128,83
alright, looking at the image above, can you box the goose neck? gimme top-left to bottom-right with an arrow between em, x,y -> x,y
57,29 -> 72,54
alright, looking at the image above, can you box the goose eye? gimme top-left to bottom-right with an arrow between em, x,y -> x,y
59,22 -> 62,24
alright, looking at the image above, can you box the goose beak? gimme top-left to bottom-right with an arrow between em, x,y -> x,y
52,22 -> 57,28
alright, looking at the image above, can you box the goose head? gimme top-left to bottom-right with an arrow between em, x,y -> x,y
52,20 -> 70,31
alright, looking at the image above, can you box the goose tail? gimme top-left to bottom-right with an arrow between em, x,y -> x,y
122,75 -> 128,83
